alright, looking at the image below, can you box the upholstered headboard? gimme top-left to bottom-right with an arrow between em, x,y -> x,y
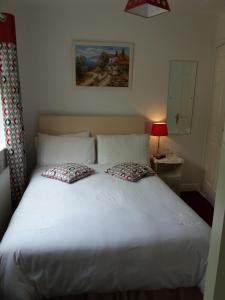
38,115 -> 147,136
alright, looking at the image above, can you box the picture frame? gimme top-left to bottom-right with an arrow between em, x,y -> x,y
73,40 -> 134,88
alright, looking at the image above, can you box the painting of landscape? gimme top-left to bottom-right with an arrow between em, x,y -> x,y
74,42 -> 133,87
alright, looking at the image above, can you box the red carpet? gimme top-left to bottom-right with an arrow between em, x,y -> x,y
180,191 -> 214,226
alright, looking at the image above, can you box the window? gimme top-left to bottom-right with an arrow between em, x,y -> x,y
0,91 -> 5,150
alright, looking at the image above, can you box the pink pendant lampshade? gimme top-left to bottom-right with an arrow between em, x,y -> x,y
124,0 -> 170,18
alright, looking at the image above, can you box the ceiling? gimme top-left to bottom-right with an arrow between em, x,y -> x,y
2,0 -> 225,17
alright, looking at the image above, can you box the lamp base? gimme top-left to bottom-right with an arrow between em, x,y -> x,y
154,153 -> 166,160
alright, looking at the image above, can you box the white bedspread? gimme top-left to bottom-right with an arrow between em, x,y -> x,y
0,164 -> 210,300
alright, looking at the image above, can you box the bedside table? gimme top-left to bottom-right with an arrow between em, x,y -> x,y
151,155 -> 184,194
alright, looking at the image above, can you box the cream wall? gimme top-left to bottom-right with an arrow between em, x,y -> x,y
1,1 -> 215,190
216,12 -> 225,46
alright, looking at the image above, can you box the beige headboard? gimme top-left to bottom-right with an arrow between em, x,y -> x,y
38,114 -> 147,136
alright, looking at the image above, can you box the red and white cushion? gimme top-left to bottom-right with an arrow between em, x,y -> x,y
105,162 -> 155,182
42,163 -> 94,184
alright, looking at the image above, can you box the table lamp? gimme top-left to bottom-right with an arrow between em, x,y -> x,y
150,122 -> 168,159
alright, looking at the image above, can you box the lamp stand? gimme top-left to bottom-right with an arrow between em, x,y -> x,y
157,136 -> 160,154
154,136 -> 165,159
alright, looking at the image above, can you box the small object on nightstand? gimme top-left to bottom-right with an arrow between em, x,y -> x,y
151,154 -> 184,194
154,154 -> 166,160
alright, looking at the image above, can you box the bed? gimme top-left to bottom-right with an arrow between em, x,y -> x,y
0,115 -> 210,300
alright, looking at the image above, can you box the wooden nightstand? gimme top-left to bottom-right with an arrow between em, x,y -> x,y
151,155 -> 184,194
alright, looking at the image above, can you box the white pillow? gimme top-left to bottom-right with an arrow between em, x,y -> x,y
37,134 -> 95,167
97,134 -> 149,164
35,132 -> 90,150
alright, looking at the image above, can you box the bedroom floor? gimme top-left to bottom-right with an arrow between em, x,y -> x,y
51,287 -> 203,300
180,191 -> 214,226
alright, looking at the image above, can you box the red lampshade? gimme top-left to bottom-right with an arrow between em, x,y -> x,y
124,0 -> 170,18
151,122 -> 168,136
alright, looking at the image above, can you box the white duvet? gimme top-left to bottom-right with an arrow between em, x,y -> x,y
0,164 -> 210,300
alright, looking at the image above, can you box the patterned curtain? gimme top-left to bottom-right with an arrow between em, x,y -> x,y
0,13 -> 26,208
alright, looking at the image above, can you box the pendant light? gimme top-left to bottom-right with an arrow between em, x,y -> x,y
124,0 -> 170,18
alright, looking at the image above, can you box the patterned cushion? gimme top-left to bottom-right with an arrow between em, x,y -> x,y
42,163 -> 94,184
105,162 -> 155,182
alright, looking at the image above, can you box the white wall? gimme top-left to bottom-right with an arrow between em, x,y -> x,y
1,1 -> 216,190
0,168 -> 11,239
0,149 -> 11,239
201,12 -> 225,204
204,13 -> 225,299
204,121 -> 225,300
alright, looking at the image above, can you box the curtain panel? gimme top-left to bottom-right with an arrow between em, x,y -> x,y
0,13 -> 26,208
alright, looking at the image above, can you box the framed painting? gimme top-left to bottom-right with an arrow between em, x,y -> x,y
73,41 -> 133,88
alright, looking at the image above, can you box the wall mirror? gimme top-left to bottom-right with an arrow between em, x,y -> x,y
167,60 -> 198,135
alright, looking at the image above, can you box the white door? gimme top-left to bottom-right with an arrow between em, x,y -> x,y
167,60 -> 197,134
203,45 -> 225,205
